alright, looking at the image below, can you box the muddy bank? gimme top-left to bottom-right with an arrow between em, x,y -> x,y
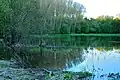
0,60 -> 120,80
0,60 -> 94,80
0,68 -> 94,80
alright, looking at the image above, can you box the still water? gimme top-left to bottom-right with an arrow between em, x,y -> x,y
66,48 -> 120,80
0,36 -> 120,79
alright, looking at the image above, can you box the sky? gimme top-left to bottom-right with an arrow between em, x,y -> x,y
73,0 -> 120,18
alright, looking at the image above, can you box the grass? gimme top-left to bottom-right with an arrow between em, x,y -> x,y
64,72 -> 73,80
69,34 -> 120,36
29,34 -> 120,38
62,71 -> 93,80
77,72 -> 93,79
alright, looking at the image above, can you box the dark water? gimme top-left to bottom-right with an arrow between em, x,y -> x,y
0,36 -> 120,79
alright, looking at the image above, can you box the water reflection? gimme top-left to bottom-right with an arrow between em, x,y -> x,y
21,36 -> 120,48
66,48 -> 120,79
0,36 -> 120,70
13,48 -> 84,69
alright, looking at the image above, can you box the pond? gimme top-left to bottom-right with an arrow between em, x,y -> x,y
0,35 -> 120,79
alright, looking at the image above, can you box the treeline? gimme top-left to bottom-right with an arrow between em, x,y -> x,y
0,0 -> 85,37
0,0 -> 120,40
54,16 -> 120,34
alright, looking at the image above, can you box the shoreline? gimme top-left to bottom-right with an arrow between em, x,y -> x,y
29,34 -> 120,38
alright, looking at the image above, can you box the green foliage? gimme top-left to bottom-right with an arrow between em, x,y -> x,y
64,73 -> 73,80
0,0 -> 11,38
63,71 -> 73,80
78,72 -> 93,79
0,0 -> 85,38
63,71 -> 93,80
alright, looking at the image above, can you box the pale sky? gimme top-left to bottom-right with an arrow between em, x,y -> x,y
74,0 -> 120,18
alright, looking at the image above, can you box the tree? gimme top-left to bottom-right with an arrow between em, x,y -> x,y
0,0 -> 11,38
